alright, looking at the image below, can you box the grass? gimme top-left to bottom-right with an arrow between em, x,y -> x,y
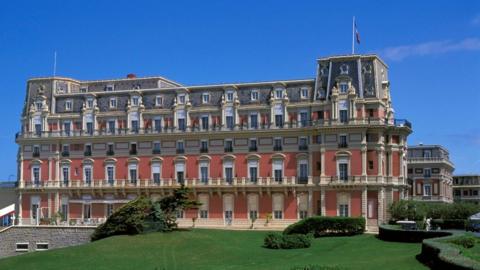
0,229 -> 427,270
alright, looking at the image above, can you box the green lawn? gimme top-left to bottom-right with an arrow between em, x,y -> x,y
0,229 -> 427,270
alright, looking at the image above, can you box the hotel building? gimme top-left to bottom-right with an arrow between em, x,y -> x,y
453,175 -> 480,204
406,144 -> 454,203
15,54 -> 411,230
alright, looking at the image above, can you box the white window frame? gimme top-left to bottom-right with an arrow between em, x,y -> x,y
65,99 -> 73,111
151,161 -> 162,182
82,203 -> 92,220
248,159 -> 259,181
337,193 -> 351,217
300,87 -> 309,99
298,159 -> 309,179
272,159 -> 284,182
131,96 -> 139,106
109,97 -> 117,109
178,94 -> 185,104
275,88 -> 283,99
61,165 -> 70,182
105,84 -> 114,92
199,160 -> 209,183
337,157 -> 350,180
32,165 -> 41,183
198,194 -> 209,219
86,98 -> 94,109
202,93 -> 210,104
35,242 -> 49,251
105,164 -> 115,182
247,194 -> 259,220
223,159 -> 235,182
249,113 -> 258,129
155,95 -> 163,107
251,90 -> 259,101
424,184 -> 432,196
83,164 -> 93,183
16,243 -> 29,252
272,193 -> 284,220
128,163 -> 138,181
339,82 -> 349,94
226,91 -> 234,102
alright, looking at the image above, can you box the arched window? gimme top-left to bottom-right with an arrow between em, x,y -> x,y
222,155 -> 235,184
104,158 -> 116,185
336,151 -> 351,182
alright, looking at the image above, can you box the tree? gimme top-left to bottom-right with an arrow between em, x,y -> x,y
157,185 -> 201,229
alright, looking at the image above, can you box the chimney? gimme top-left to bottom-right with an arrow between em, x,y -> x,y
126,73 -> 137,79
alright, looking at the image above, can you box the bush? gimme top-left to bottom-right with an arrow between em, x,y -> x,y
448,235 -> 477,249
378,224 -> 452,243
283,216 -> 365,237
264,232 -> 312,249
431,219 -> 466,230
389,200 -> 480,223
91,197 -> 153,241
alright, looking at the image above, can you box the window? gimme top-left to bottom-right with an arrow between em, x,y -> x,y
152,162 -> 161,184
298,194 -> 308,219
155,96 -> 163,107
175,210 -> 184,219
83,204 -> 91,220
130,113 -> 139,133
274,137 -> 282,151
224,160 -> 233,184
60,201 -> 68,221
36,243 -> 49,251
248,160 -> 258,182
129,164 -> 138,184
33,117 -> 42,136
339,82 -> 348,93
424,184 -> 432,196
84,165 -> 92,185
132,96 -> 139,106
249,138 -> 257,152
317,110 -> 324,120
275,114 -> 283,128
65,100 -> 73,111
273,194 -> 284,219
106,204 -> 114,217
35,101 -> 43,111
200,210 -> 208,219
153,141 -> 161,154
202,93 -> 210,104
275,89 -> 283,99
80,86 -> 88,93
339,135 -> 348,148
339,163 -> 348,181
251,90 -> 259,101
177,141 -> 185,154
63,122 -> 71,136
32,166 -> 40,185
249,210 -> 258,220
339,204 -> 349,217
273,160 -> 283,182
250,113 -> 258,129
368,160 -> 374,170
298,160 -> 308,183
424,168 -> 432,178
340,110 -> 348,123
178,94 -> 185,104
299,111 -> 308,127
200,161 -> 209,184
177,110 -> 186,131
154,118 -> 162,132
129,143 -> 137,155
33,145 -> 40,157
226,91 -> 234,101
423,150 -> 432,158
201,115 -> 209,130
106,165 -> 115,184
200,140 -> 208,153
226,115 -> 234,129
299,137 -> 308,150
86,121 -> 93,135
16,243 -> 29,252
86,98 -> 93,108
107,143 -> 114,155
109,97 -> 117,108
248,195 -> 259,220
300,87 -> 309,99
62,166 -> 70,185
62,144 -> 70,157
175,162 -> 185,184
105,84 -> 114,92
108,120 -> 116,133
224,139 -> 233,152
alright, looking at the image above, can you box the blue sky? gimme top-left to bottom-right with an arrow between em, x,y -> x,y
0,1 -> 479,180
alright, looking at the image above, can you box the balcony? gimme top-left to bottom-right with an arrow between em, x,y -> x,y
129,149 -> 138,155
249,146 -> 258,152
298,145 -> 308,151
338,142 -> 348,148
200,147 -> 209,153
152,149 -> 161,154
106,150 -> 115,156
32,152 -> 40,158
176,148 -> 185,154
61,151 -> 70,157
273,145 -> 283,151
224,147 -> 233,153
84,151 -> 92,157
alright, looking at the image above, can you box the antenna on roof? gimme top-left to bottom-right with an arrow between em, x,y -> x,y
53,51 -> 57,77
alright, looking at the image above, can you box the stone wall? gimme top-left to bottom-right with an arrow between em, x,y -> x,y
0,226 -> 95,258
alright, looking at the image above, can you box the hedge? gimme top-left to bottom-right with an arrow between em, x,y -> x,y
283,216 -> 365,237
418,234 -> 480,270
378,224 -> 452,243
389,200 -> 480,222
264,232 -> 312,249
431,219 -> 466,230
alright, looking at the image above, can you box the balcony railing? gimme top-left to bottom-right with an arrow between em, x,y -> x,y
338,142 -> 348,148
298,145 -> 308,151
273,145 -> 283,151
152,149 -> 161,154
200,147 -> 209,153
15,117 -> 411,140
224,147 -> 233,152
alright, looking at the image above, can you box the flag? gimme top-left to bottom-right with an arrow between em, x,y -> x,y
354,20 -> 360,44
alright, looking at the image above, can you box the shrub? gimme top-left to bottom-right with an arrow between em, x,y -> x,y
283,216 -> 365,237
263,232 -> 312,249
91,196 -> 153,241
431,219 -> 466,230
389,200 -> 480,223
378,224 -> 452,243
448,235 -> 477,249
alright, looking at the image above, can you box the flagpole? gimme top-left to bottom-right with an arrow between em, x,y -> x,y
352,16 -> 355,55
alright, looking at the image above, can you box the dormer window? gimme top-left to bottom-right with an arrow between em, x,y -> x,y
178,94 -> 185,104
301,88 -> 309,99
339,82 -> 348,94
275,89 -> 283,99
86,98 -> 93,109
105,84 -> 114,92
80,87 -> 88,93
155,96 -> 163,107
132,96 -> 139,106
251,90 -> 259,101
202,93 -> 210,104
35,101 -> 43,111
109,97 -> 117,109
65,100 -> 73,111
226,91 -> 234,101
